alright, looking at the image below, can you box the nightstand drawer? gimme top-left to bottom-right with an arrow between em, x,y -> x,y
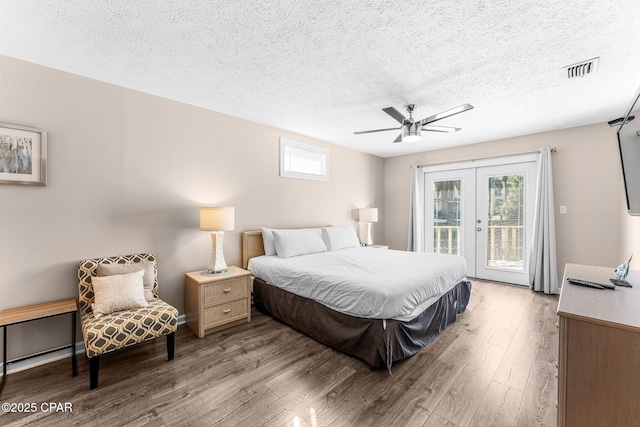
204,299 -> 248,326
203,277 -> 248,304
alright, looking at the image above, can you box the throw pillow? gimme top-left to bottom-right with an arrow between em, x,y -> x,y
97,261 -> 156,301
92,270 -> 148,318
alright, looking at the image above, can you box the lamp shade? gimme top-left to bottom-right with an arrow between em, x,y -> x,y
200,207 -> 235,231
359,208 -> 378,223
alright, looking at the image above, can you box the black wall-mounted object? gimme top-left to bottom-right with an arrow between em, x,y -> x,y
618,86 -> 640,216
609,115 -> 635,127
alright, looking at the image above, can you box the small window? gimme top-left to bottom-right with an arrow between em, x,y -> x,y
280,138 -> 329,181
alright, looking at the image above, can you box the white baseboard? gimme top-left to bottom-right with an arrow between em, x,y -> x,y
1,314 -> 186,376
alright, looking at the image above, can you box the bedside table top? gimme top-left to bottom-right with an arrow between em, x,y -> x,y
185,266 -> 251,283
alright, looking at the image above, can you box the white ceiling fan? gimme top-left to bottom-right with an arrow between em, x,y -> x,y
354,103 -> 474,143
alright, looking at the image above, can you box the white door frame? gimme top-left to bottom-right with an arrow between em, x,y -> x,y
475,161 -> 537,285
425,168 -> 476,275
422,153 -> 538,285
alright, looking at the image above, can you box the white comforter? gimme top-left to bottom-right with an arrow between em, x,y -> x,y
248,247 -> 468,321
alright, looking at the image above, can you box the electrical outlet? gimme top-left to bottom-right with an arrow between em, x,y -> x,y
560,206 -> 567,214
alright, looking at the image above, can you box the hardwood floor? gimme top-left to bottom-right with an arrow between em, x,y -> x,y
0,280 -> 559,427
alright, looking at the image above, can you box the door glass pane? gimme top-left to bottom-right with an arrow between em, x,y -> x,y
433,180 -> 461,255
486,174 -> 525,270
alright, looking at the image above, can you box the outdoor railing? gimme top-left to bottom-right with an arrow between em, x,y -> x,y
433,225 -> 523,261
487,225 -> 523,261
434,225 -> 459,255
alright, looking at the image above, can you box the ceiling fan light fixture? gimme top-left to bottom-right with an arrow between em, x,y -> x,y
354,102 -> 472,144
402,123 -> 421,143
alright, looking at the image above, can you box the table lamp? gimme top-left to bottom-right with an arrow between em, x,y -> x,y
200,207 -> 235,274
358,207 -> 378,246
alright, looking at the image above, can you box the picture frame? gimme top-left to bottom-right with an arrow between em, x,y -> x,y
0,122 -> 47,186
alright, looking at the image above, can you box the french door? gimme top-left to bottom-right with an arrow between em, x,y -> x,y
424,157 -> 537,285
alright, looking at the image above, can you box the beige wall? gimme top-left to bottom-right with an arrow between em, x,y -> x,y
0,55 -> 384,359
385,123 -> 622,282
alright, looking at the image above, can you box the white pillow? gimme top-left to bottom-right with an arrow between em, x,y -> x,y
96,261 -> 156,302
322,226 -> 361,251
272,229 -> 327,258
91,270 -> 149,318
262,227 -> 324,256
261,227 -> 280,256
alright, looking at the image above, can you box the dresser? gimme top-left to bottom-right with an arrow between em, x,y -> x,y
184,267 -> 252,338
557,263 -> 640,427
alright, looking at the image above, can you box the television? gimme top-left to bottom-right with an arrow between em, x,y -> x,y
617,87 -> 640,216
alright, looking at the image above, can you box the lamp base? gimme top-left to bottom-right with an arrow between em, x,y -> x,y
208,231 -> 228,274
357,222 -> 373,246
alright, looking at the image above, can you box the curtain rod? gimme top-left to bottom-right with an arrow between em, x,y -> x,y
417,147 -> 557,168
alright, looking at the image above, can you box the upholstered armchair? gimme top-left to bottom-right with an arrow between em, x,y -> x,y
77,253 -> 178,389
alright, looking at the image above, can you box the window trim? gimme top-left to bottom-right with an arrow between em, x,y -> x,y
279,138 -> 329,182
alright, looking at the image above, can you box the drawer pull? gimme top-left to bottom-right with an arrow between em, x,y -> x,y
224,288 -> 232,293
223,309 -> 231,314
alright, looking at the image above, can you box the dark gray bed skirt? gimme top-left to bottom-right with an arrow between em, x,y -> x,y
253,278 -> 472,370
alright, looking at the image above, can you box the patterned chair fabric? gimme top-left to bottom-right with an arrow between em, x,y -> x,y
77,253 -> 178,358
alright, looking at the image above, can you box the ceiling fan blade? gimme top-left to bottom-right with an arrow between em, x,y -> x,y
354,127 -> 399,135
393,134 -> 402,143
420,103 -> 473,125
382,107 -> 407,124
421,125 -> 461,133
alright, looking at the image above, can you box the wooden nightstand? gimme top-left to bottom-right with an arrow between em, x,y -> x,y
184,267 -> 252,338
366,244 -> 389,249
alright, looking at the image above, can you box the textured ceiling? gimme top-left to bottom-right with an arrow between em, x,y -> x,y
1,1 -> 640,157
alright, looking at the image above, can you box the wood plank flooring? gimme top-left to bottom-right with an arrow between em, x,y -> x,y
0,280 -> 559,427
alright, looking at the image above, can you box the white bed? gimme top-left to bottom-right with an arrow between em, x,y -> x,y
243,228 -> 472,369
248,247 -> 467,321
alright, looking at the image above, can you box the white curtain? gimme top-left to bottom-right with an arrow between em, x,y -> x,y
529,148 -> 559,294
407,165 -> 425,252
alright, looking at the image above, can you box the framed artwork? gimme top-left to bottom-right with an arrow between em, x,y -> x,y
0,122 -> 47,186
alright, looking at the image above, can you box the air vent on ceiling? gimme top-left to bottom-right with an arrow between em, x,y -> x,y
563,57 -> 599,79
